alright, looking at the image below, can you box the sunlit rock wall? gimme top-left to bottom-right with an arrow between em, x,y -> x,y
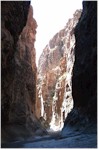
36,10 -> 81,130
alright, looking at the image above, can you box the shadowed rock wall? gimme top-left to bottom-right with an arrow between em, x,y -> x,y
64,1 -> 97,126
1,1 -> 40,142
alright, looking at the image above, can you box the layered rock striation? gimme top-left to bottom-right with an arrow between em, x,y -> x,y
36,10 -> 81,130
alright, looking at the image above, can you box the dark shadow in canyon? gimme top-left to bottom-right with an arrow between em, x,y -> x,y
1,1 -> 97,148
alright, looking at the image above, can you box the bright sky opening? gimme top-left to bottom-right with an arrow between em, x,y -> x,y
31,0 -> 82,66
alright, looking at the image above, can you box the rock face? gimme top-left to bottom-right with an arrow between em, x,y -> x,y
64,1 -> 97,126
9,5 -> 37,130
36,10 -> 81,130
1,1 -> 42,143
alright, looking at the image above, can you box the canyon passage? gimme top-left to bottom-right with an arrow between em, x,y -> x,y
1,1 -> 97,148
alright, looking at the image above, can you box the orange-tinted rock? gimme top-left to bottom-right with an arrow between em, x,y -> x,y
9,5 -> 37,127
36,10 -> 81,130
1,2 -> 40,143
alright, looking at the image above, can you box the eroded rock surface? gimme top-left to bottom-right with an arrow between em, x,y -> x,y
62,2 -> 97,148
1,1 -> 97,148
64,1 -> 97,126
36,10 -> 81,130
1,2 -> 45,143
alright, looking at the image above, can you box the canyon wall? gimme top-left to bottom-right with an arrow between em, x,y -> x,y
36,10 -> 81,130
64,1 -> 97,127
1,1 -> 44,142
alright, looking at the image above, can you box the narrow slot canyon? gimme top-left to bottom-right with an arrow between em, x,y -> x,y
1,1 -> 97,148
